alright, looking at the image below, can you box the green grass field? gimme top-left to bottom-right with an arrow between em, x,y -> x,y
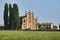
0,30 -> 60,40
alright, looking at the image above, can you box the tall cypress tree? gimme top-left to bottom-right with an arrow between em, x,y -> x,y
13,4 -> 19,30
9,4 -> 13,30
4,3 -> 8,30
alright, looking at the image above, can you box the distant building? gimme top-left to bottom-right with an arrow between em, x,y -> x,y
38,23 -> 57,29
0,24 -> 4,30
39,23 -> 53,29
20,11 -> 38,30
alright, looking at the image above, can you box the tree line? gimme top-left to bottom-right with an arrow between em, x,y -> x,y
4,3 -> 20,30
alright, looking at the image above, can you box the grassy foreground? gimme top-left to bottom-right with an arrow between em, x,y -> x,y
0,31 -> 60,40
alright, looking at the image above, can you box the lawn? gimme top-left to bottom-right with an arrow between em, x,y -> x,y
0,30 -> 60,40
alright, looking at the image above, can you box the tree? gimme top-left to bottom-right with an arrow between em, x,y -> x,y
9,4 -> 13,30
4,3 -> 8,30
13,4 -> 20,30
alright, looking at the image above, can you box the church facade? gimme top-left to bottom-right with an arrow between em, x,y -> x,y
20,11 -> 38,30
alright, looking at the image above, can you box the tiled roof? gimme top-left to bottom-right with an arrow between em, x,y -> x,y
41,23 -> 53,25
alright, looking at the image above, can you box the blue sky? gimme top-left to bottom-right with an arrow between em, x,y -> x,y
0,0 -> 60,26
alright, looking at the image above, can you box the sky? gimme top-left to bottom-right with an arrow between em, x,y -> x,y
0,0 -> 60,27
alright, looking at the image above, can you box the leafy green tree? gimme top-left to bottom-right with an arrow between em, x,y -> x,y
4,3 -> 8,30
13,4 -> 20,30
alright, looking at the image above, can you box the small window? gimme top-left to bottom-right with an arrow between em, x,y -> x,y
49,25 -> 51,26
24,24 -> 25,25
43,25 -> 45,26
23,20 -> 25,22
29,13 -> 31,15
29,17 -> 31,19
